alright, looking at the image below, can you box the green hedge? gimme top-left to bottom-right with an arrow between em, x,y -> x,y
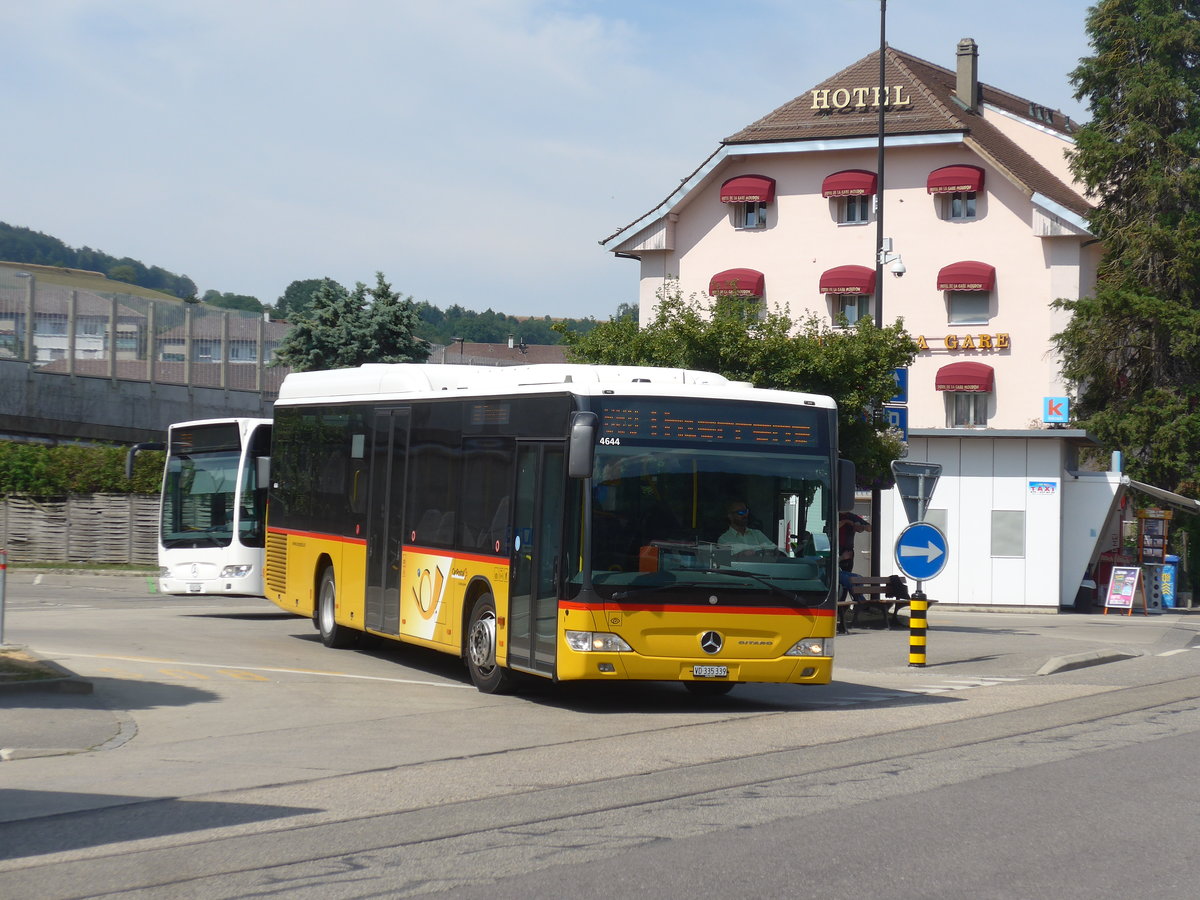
0,441 -> 163,495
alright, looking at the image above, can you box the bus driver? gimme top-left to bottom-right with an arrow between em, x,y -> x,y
719,500 -> 778,557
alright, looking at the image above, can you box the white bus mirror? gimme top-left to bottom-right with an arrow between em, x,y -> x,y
256,456 -> 271,488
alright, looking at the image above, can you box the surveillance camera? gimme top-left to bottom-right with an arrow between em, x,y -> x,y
890,259 -> 906,277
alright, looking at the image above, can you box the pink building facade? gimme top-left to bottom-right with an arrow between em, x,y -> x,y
603,41 -> 1145,609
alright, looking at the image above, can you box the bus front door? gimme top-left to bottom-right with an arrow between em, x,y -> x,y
508,442 -> 565,675
366,407 -> 409,635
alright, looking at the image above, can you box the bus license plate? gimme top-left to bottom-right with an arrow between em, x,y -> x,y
188,583 -> 202,592
693,665 -> 728,678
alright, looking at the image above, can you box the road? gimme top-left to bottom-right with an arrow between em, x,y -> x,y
2,574 -> 1199,898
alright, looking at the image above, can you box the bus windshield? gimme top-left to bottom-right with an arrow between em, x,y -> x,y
586,444 -> 835,604
162,422 -> 263,550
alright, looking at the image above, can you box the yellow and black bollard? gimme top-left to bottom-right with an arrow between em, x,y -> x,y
908,590 -> 928,667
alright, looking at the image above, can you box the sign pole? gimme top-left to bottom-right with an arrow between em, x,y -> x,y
908,585 -> 927,667
0,548 -> 8,646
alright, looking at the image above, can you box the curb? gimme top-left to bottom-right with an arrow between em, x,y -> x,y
1036,648 -> 1141,676
0,651 -> 94,695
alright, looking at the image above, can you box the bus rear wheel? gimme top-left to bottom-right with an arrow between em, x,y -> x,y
466,596 -> 514,694
317,567 -> 355,649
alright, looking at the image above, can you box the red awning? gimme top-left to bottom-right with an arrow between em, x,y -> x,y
821,169 -> 877,198
720,175 -> 776,204
709,268 -> 765,297
927,164 -> 985,194
937,261 -> 995,291
936,361 -> 995,392
819,265 -> 876,295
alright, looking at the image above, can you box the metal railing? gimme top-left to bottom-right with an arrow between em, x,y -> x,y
0,270 -> 290,395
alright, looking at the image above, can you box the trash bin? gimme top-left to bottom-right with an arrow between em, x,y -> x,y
1162,555 -> 1179,609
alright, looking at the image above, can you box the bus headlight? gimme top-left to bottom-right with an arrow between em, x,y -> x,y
785,638 -> 830,657
219,565 -> 253,578
565,631 -> 633,652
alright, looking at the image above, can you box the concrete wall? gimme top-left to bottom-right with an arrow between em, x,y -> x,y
0,358 -> 272,444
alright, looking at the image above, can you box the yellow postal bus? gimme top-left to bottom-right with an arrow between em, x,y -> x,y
264,363 -> 853,695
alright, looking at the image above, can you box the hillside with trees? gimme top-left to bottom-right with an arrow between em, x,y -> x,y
0,221 -> 198,300
1,220 -> 607,344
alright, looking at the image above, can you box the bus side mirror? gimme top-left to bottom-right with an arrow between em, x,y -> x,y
568,412 -> 598,479
838,459 -> 857,512
256,456 -> 272,489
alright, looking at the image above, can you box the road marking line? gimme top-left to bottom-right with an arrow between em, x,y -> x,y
37,651 -> 476,689
1158,648 -> 1191,657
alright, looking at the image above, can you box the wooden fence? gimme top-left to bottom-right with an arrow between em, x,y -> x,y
0,494 -> 159,565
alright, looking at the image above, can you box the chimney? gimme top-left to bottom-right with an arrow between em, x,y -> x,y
956,38 -> 979,111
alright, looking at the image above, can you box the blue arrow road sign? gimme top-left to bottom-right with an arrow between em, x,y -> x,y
894,521 -> 948,581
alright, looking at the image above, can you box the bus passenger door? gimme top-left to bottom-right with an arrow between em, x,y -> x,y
366,407 -> 410,635
508,442 -> 565,675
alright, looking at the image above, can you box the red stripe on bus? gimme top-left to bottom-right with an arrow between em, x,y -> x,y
559,599 -> 834,618
404,545 -> 509,565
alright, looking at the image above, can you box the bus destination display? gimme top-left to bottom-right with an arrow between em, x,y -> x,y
598,401 -> 818,448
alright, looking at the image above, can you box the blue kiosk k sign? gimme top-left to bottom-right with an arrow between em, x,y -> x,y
894,521 -> 948,581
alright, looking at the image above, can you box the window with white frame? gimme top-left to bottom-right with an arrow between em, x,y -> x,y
943,191 -> 978,220
736,201 -> 768,229
946,392 -> 988,427
839,195 -> 872,224
834,293 -> 872,326
947,290 -> 990,325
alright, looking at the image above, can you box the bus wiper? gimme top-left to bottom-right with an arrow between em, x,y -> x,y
611,570 -> 818,606
610,581 -> 712,601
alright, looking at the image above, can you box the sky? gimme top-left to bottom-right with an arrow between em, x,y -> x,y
1,1 -> 1095,320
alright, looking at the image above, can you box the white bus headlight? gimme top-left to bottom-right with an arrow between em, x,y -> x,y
219,565 -> 253,578
565,631 -> 633,652
785,638 -> 830,657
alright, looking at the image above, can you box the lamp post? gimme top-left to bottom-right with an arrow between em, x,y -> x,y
870,0 -> 888,578
451,336 -> 465,362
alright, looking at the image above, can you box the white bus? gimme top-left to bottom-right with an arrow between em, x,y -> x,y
156,417 -> 272,596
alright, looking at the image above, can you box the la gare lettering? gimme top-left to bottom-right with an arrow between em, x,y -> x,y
916,333 -> 1011,351
811,85 -> 913,111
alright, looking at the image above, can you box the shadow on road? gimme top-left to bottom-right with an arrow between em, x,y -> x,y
0,790 -> 319,860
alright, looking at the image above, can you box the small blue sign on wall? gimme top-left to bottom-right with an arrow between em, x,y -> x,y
1043,396 -> 1069,424
891,368 -> 909,404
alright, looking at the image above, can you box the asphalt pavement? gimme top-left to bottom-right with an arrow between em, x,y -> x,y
3,571 -> 1198,760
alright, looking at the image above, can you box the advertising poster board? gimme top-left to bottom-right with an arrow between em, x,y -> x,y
1103,566 -> 1146,616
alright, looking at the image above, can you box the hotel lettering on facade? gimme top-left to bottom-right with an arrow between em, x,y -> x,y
602,40 -> 1156,609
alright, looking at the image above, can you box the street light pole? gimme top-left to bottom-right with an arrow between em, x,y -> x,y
870,0 -> 888,578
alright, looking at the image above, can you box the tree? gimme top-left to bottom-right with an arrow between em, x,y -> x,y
202,290 -> 264,312
274,278 -> 338,321
555,282 -> 915,484
272,273 -> 431,372
1053,0 -> 1200,493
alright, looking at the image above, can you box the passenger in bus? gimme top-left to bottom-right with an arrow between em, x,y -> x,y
719,500 -> 779,558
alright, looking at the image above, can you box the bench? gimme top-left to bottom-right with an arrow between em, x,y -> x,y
838,574 -> 912,631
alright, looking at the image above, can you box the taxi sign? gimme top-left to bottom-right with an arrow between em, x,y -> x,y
894,521 -> 948,581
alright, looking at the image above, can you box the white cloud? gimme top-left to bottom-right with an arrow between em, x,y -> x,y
0,0 -> 1093,317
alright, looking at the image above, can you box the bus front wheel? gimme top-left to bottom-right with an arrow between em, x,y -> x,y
317,567 -> 355,649
466,595 -> 514,694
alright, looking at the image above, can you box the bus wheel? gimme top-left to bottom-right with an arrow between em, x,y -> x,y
684,681 -> 735,697
465,596 -> 514,694
317,567 -> 354,649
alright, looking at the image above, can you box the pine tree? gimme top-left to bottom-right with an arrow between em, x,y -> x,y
272,274 -> 431,372
1054,0 -> 1200,492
